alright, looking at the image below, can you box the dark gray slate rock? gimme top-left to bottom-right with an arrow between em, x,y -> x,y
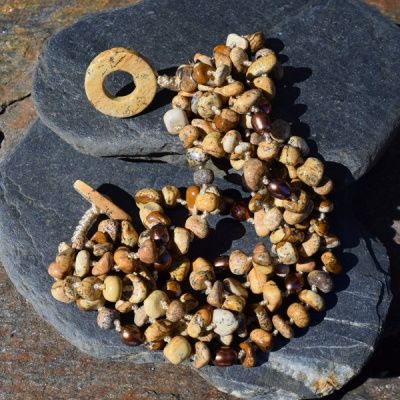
0,119 -> 391,399
32,0 -> 400,183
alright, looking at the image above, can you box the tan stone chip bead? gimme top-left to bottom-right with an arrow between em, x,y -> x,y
85,47 -> 157,118
163,336 -> 192,365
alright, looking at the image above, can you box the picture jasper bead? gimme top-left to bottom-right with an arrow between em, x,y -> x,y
97,307 -> 119,330
213,346 -> 238,367
307,270 -> 333,293
250,328 -> 273,351
120,324 -> 144,346
163,336 -> 192,365
287,302 -> 310,328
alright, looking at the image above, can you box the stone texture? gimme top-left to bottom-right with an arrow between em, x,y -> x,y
0,0 -> 137,162
32,0 -> 400,183
0,120 -> 391,399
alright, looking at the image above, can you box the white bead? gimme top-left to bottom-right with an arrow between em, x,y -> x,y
212,309 -> 239,336
163,108 -> 189,135
226,33 -> 249,50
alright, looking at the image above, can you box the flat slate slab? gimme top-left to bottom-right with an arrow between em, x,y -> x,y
0,119 -> 391,399
32,0 -> 400,183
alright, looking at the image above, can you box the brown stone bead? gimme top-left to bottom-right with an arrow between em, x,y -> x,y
186,185 -> 200,210
138,239 -> 158,264
120,325 -> 144,346
154,251 -> 173,272
214,109 -> 240,133
150,224 -> 170,246
214,44 -> 231,57
213,346 -> 238,366
284,272 -> 304,294
192,62 -> 213,84
307,270 -> 334,293
48,261 -> 69,280
230,201 -> 251,221
251,111 -> 271,133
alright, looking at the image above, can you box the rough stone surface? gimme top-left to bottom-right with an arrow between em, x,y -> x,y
0,120 -> 391,399
32,0 -> 400,183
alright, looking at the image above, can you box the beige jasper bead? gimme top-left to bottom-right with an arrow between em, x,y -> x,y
272,315 -> 294,339
222,295 -> 246,313
262,281 -> 282,312
250,328 -> 273,352
193,341 -> 211,368
51,280 -> 74,303
92,251 -> 113,276
283,200 -> 313,225
74,249 -> 91,277
276,241 -> 298,265
298,289 -> 325,311
195,192 -> 220,213
246,53 -> 277,79
299,233 -> 321,257
187,309 -> 212,338
229,250 -> 252,275
297,157 -> 324,187
134,188 -> 162,207
172,227 -> 192,255
242,158 -> 266,192
163,336 -> 192,365
121,220 -> 139,247
247,268 -> 267,294
287,302 -> 310,328
321,251 -> 343,274
201,132 -> 225,158
185,215 -> 209,239
169,257 -> 191,282
84,47 -> 157,118
161,185 -> 181,207
145,320 -> 174,342
143,290 -> 170,319
313,176 -> 333,195
296,258 -> 316,273
257,140 -> 280,161
102,275 -> 122,302
253,76 -> 275,100
254,207 -> 283,237
231,89 -> 262,114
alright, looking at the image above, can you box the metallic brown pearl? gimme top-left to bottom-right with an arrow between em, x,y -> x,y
285,272 -> 304,294
120,325 -> 144,346
275,264 -> 290,278
251,111 -> 271,133
213,255 -> 230,271
213,346 -> 238,366
267,179 -> 292,199
230,201 -> 251,221
154,251 -> 173,271
150,223 -> 170,246
267,161 -> 288,180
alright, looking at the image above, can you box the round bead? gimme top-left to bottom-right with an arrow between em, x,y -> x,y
213,255 -> 230,272
186,185 -> 200,210
230,201 -> 251,221
102,275 -> 122,302
120,325 -> 144,346
284,272 -> 304,294
251,111 -> 271,133
97,308 -> 119,330
193,168 -> 215,186
154,251 -> 173,271
267,179 -> 292,199
307,270 -> 334,293
213,346 -> 238,366
192,62 -> 213,84
150,224 -> 170,246
275,264 -> 290,278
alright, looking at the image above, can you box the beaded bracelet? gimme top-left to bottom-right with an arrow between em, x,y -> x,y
49,31 -> 342,368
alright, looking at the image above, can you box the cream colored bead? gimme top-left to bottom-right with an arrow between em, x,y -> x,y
74,250 -> 90,277
164,108 -> 189,134
246,53 -> 277,79
172,227 -> 192,256
254,207 -> 283,237
143,290 -> 170,318
276,241 -> 298,265
163,336 -> 192,365
102,275 -> 122,302
120,220 -> 139,248
193,341 -> 211,368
